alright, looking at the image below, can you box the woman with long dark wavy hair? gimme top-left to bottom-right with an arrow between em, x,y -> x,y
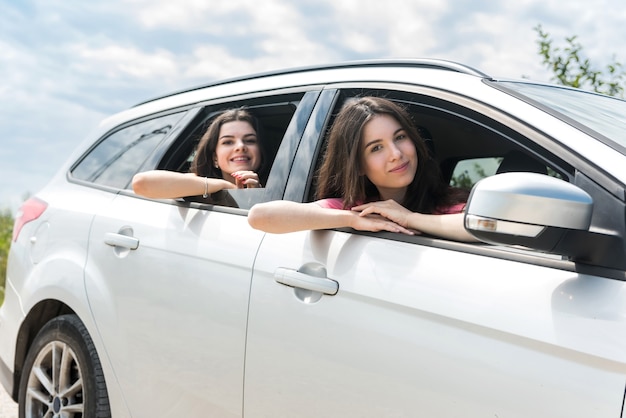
133,108 -> 264,199
248,97 -> 476,242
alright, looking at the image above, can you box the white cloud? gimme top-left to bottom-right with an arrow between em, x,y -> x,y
125,0 -> 293,34
431,8 -> 549,80
185,45 -> 253,79
325,0 -> 447,56
72,43 -> 179,79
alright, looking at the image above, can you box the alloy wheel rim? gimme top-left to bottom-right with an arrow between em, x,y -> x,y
25,341 -> 84,418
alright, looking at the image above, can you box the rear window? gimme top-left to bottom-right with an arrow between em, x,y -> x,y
71,112 -> 185,188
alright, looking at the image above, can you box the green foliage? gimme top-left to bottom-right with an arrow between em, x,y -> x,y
450,160 -> 493,190
450,170 -> 473,190
0,209 -> 14,306
535,24 -> 625,98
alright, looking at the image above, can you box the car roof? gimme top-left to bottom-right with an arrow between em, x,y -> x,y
102,59 -> 499,129
133,58 -> 491,107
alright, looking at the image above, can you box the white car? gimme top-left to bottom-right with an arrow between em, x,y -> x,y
2,59 -> 626,418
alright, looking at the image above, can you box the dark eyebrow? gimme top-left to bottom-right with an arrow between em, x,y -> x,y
218,133 -> 258,143
219,132 -> 257,141
363,138 -> 382,150
362,128 -> 405,150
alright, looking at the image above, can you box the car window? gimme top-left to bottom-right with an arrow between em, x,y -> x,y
449,156 -> 564,189
71,112 -> 186,188
161,97 -> 302,184
307,88 -> 571,202
70,91 -> 317,210
449,157 -> 501,189
152,91 -> 315,209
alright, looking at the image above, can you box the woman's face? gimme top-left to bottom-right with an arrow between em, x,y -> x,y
359,114 -> 418,201
214,120 -> 261,181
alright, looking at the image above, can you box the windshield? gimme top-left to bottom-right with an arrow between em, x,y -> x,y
496,81 -> 626,151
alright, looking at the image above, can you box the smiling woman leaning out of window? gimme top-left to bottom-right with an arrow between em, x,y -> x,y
132,108 -> 264,199
248,97 -> 476,242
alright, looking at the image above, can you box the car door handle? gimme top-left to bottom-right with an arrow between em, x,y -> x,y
104,232 -> 139,250
274,267 -> 339,295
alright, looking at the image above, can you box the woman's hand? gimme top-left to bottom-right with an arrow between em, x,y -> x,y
348,210 -> 415,235
232,171 -> 261,189
354,200 -> 477,242
352,200 -> 413,229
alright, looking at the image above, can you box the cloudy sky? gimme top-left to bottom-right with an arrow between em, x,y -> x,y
1,0 -> 625,213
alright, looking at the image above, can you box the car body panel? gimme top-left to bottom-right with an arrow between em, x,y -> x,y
245,230 -> 626,417
85,195 -> 263,417
0,182 -> 114,384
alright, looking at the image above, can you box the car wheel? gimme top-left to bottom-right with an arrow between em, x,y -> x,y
18,314 -> 111,418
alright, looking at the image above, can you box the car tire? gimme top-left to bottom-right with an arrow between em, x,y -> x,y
18,314 -> 111,418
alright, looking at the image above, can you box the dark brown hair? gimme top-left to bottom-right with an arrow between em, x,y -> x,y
190,108 -> 264,179
315,96 -> 467,213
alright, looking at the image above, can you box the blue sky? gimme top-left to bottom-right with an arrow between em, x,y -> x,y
2,0 -> 625,213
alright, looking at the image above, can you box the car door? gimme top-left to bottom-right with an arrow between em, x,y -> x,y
84,92 -> 319,417
88,197 -> 262,417
243,87 -> 626,417
244,231 -> 626,418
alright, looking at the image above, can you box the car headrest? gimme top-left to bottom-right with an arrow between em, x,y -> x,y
496,150 -> 547,175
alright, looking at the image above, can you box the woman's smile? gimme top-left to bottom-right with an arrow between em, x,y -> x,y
389,161 -> 410,173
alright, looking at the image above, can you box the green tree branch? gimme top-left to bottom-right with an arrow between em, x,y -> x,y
535,24 -> 625,97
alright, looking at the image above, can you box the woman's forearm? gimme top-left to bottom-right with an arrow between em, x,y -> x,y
132,171 -> 232,199
248,201 -> 354,233
248,200 -> 413,235
406,212 -> 477,242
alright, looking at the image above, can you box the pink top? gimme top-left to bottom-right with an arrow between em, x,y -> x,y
316,197 -> 466,214
317,198 -> 350,210
434,202 -> 466,214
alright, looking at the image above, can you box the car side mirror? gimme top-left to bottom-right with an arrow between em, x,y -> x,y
464,172 -> 593,254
